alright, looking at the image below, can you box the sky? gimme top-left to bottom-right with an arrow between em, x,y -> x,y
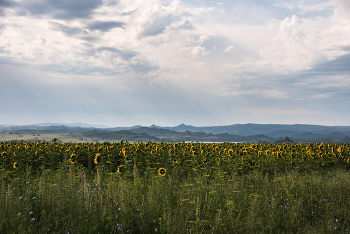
1,0 -> 350,127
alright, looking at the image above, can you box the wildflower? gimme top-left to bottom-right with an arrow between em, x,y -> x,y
32,197 -> 36,199
31,218 -> 35,221
18,213 -> 21,216
13,162 -> 19,169
136,209 -> 140,211
26,182 -> 29,184
29,211 -> 33,215
118,208 -> 121,210
336,219 -> 339,222
19,197 -> 22,200
158,168 -> 167,176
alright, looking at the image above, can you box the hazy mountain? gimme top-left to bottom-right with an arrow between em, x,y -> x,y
2,123 -> 350,143
31,122 -> 111,128
1,122 -> 111,128
326,131 -> 349,139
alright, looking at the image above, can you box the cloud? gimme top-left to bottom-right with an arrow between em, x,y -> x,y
20,0 -> 104,19
197,35 -> 210,45
0,0 -> 11,7
87,21 -> 125,32
0,0 -> 12,15
1,0 -> 350,126
258,10 -> 350,74
189,46 -> 209,57
139,14 -> 175,38
50,22 -> 89,37
224,45 -> 234,52
273,1 -> 334,15
96,47 -> 137,60
174,20 -> 195,30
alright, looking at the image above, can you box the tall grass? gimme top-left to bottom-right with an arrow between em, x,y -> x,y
1,163 -> 350,233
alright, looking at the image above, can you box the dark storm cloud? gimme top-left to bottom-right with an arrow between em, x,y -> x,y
19,0 -> 103,19
139,14 -> 175,38
87,21 -> 125,32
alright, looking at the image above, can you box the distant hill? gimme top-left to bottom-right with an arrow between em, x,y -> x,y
275,137 -> 295,144
80,129 -> 160,142
1,123 -> 350,143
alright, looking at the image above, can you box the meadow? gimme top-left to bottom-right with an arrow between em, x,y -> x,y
1,140 -> 350,233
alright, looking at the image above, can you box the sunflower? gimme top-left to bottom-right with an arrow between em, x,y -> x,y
227,149 -> 234,156
69,153 -> 77,164
215,157 -> 220,163
13,162 -> 19,169
94,153 -> 101,164
249,161 -> 256,168
117,165 -> 125,174
158,168 -> 167,176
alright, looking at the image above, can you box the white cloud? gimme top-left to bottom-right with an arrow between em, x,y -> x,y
224,45 -> 234,52
197,35 -> 210,45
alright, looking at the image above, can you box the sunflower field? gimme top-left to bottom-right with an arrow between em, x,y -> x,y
1,141 -> 350,233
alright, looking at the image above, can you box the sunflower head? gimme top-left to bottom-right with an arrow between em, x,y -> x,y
249,161 -> 256,168
228,149 -> 234,156
94,153 -> 101,164
13,162 -> 19,169
70,153 -> 77,164
158,168 -> 167,176
117,165 -> 125,174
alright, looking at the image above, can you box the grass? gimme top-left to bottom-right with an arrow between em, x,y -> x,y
1,164 -> 350,233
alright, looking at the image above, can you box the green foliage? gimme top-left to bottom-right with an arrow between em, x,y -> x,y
0,141 -> 350,233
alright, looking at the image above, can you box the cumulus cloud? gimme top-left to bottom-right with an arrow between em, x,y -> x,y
258,8 -> 350,74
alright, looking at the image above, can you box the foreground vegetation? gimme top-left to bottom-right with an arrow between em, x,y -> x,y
1,141 -> 350,233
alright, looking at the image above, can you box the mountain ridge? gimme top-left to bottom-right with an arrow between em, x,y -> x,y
1,123 -> 350,143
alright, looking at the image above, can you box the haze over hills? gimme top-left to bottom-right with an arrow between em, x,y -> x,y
1,123 -> 350,143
